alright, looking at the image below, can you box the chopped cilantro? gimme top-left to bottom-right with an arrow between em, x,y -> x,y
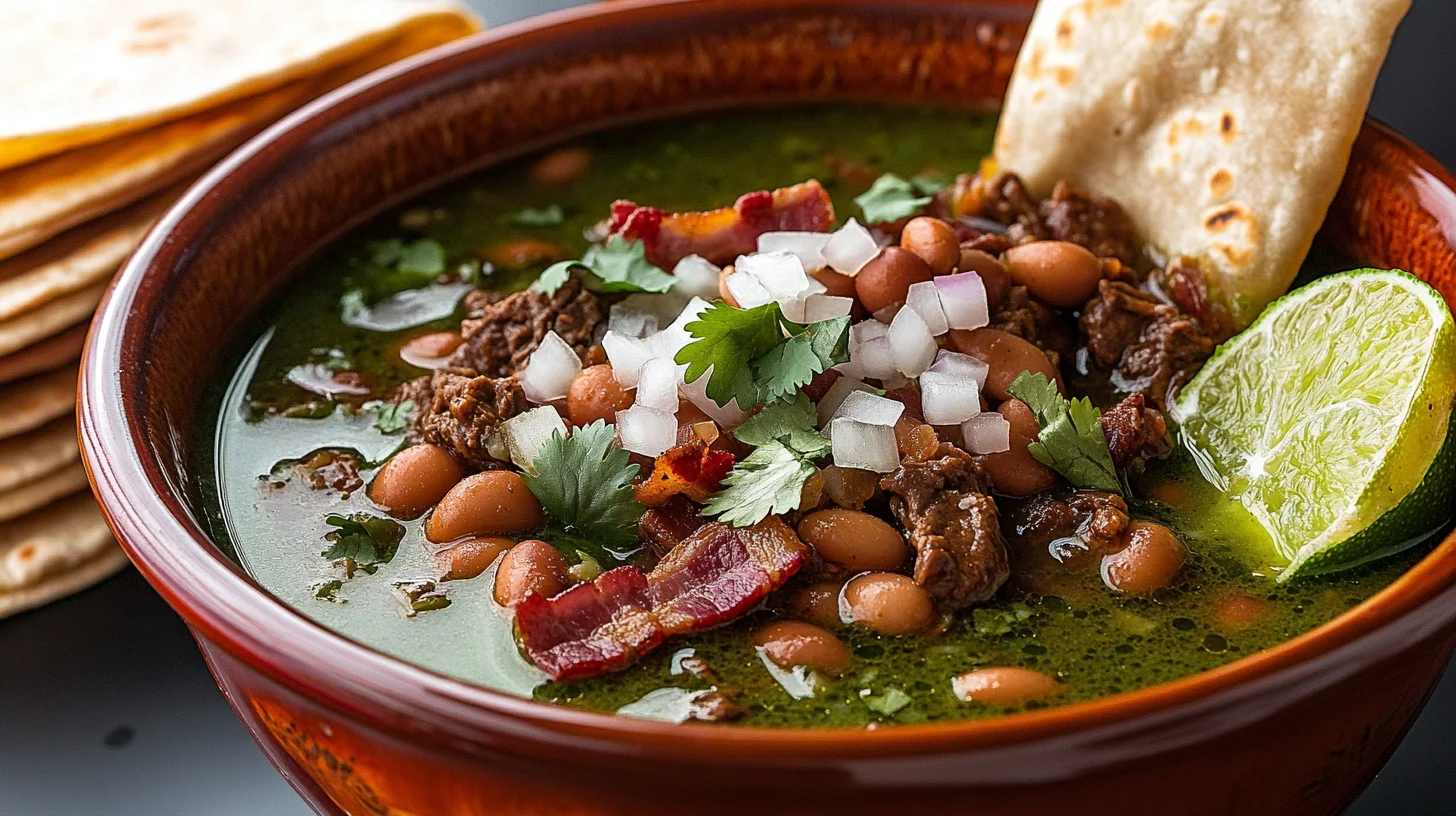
534,237 -> 675,296
862,687 -> 913,716
1005,372 -> 1122,494
972,602 -> 1038,636
501,204 -> 566,227
733,393 -> 831,457
392,580 -> 451,616
523,421 -> 643,552
396,239 -> 446,275
320,513 -> 404,575
311,579 -> 344,602
752,316 -> 850,405
368,399 -> 415,434
676,303 -> 851,409
702,441 -> 818,527
855,173 -> 939,223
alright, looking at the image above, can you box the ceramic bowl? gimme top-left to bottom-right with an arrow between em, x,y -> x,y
79,1 -> 1456,813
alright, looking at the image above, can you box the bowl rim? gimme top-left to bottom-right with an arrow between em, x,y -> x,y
79,0 -> 1456,756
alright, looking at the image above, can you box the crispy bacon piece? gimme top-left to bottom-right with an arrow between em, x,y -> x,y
635,439 -> 736,506
608,180 -> 836,269
637,496 -> 708,559
515,519 -> 808,680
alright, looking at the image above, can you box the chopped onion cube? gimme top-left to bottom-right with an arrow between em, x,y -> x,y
816,376 -> 875,426
822,218 -> 881,277
850,319 -> 889,349
828,418 -> 900,473
934,271 -> 990,330
520,330 -> 581,403
919,370 -> 982,425
905,280 -> 949,336
501,406 -> 568,473
738,251 -> 811,302
929,349 -> 990,389
647,297 -> 711,359
679,370 -> 749,427
887,306 -> 938,377
851,335 -> 899,380
616,405 -> 677,457
802,294 -> 855,323
608,301 -> 660,339
603,331 -> 652,387
670,255 -> 722,301
962,413 -> 1011,454
832,390 -> 905,426
635,357 -> 681,412
758,231 -> 832,271
723,270 -> 774,309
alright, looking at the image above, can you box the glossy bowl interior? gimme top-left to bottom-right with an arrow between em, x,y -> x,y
79,1 -> 1456,814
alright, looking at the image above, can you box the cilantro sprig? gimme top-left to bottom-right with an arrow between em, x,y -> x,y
1005,372 -> 1122,494
705,395 -> 831,527
675,302 -> 850,409
534,236 -> 676,296
321,513 -> 405,575
855,173 -> 944,223
522,421 -> 644,553
367,399 -> 415,435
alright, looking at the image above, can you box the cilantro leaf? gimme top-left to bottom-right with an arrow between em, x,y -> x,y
501,204 -> 565,227
368,399 -> 415,434
397,239 -> 446,275
532,237 -> 675,296
733,393 -> 831,458
321,513 -> 405,574
533,261 -> 576,295
523,421 -> 643,552
863,687 -> 913,716
910,174 -> 949,195
972,602 -> 1038,636
752,316 -> 850,404
1005,372 -> 1121,494
855,173 -> 934,223
702,441 -> 818,527
676,302 -> 785,408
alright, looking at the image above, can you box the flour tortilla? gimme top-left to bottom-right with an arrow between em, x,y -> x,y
0,0 -> 480,171
0,417 -> 80,495
0,324 -> 85,386
0,463 -> 89,523
0,364 -> 77,442
0,493 -> 125,619
0,284 -> 106,358
994,0 -> 1411,327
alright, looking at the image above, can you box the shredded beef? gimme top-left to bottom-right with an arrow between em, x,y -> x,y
448,274 -> 604,378
1100,393 -> 1171,469
413,369 -> 528,469
1079,280 -> 1215,409
881,443 -> 1010,608
979,172 -> 1048,244
1007,490 -> 1129,562
990,286 -> 1066,365
1039,180 -> 1139,264
276,449 -> 364,496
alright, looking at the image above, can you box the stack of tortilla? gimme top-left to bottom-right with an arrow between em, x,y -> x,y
0,0 -> 480,617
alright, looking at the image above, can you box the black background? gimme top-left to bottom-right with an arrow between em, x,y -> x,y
2,1 -> 1453,813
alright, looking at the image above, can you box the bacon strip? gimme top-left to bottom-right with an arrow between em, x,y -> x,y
608,180 -> 836,269
635,439 -> 736,507
515,519 -> 808,680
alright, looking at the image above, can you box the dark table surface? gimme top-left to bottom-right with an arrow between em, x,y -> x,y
3,1 -> 1455,813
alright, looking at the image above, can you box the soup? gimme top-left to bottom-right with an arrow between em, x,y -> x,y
196,105 -> 1434,728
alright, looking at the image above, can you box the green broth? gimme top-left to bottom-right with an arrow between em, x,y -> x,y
198,104 -> 1424,728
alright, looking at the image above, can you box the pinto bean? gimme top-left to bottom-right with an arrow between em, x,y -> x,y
949,328 -> 1059,401
400,331 -> 463,367
812,267 -> 859,299
368,444 -> 466,520
493,539 -> 570,607
841,572 -> 934,635
798,510 -> 909,572
855,247 -> 934,314
1003,241 -> 1102,308
531,146 -> 593,186
901,217 -> 960,274
1101,521 -> 1187,595
956,248 -> 1011,311
436,536 -> 514,581
754,621 -> 852,674
1213,593 -> 1273,633
952,667 -> 1063,706
821,465 -> 879,510
979,400 -> 1059,496
485,238 -> 568,269
567,364 -> 634,426
788,582 -> 847,629
426,471 -> 544,543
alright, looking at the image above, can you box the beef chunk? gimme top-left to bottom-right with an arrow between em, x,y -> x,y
415,369 -> 529,469
270,449 -> 364,497
1039,180 -> 1139,264
881,443 -> 1010,608
1006,490 -> 1129,563
1080,280 -> 1167,367
391,374 -> 434,409
448,274 -> 604,378
990,286 -> 1068,365
979,172 -> 1048,244
1079,279 -> 1215,409
1063,492 -> 1130,554
1100,393 -> 1171,469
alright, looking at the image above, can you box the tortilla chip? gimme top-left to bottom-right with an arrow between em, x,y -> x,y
0,0 -> 480,171
994,0 -> 1411,326
0,417 -> 79,495
0,463 -> 89,523
0,364 -> 77,442
0,493 -> 125,619
0,324 -> 85,386
0,284 -> 105,358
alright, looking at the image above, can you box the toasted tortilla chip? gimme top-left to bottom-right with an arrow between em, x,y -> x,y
0,324 -> 85,386
0,0 -> 480,171
0,463 -> 89,523
0,417 -> 79,495
0,365 -> 77,442
994,0 -> 1410,326
0,284 -> 105,358
0,493 -> 124,619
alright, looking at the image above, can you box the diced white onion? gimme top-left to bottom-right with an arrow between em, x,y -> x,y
723,270 -> 774,309
603,331 -> 652,388
887,306 -> 938,378
678,370 -> 749,428
828,418 -> 901,473
851,335 -> 899,380
635,357 -> 681,413
816,376 -> 875,427
823,219 -> 881,277
501,406 -> 568,473
850,319 -> 889,349
929,349 -> 990,389
647,297 -> 711,359
962,413 -> 1011,454
758,231 -> 832,272
919,370 -> 982,425
520,331 -> 581,403
802,294 -> 855,323
905,280 -> 949,336
738,251 -> 811,302
608,301 -> 660,339
934,271 -> 990,330
616,404 -> 677,457
832,391 -> 905,426
670,255 -> 722,301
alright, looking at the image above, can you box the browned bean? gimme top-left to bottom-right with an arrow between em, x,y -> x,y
493,539 -> 569,607
900,217 -> 959,274
436,536 -> 514,581
426,471 -> 545,543
842,572 -> 934,635
566,364 -> 634,427
812,267 -> 859,299
788,582 -> 846,629
957,247 -> 1012,311
1003,241 -> 1102,308
1101,521 -> 1187,595
952,667 -> 1063,706
822,465 -> 879,510
400,331 -> 463,366
949,328 -> 1059,401
893,415 -> 940,460
368,444 -> 466,520
855,247 -> 935,315
485,238 -> 567,269
530,146 -> 593,186
979,400 -> 1059,496
753,620 -> 852,674
1213,593 -> 1273,633
798,509 -> 909,572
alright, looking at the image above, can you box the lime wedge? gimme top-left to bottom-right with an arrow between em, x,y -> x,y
1174,269 -> 1456,580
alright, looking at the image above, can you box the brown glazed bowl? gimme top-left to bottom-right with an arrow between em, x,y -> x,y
79,1 -> 1456,814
